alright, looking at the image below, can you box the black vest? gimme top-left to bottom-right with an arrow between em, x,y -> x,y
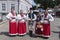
28,13 -> 34,19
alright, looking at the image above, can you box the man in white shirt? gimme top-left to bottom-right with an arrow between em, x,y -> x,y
27,8 -> 37,37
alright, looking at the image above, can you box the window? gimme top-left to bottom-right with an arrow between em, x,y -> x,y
11,4 -> 15,10
2,3 -> 6,11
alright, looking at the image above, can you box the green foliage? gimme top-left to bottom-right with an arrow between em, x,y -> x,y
34,0 -> 58,9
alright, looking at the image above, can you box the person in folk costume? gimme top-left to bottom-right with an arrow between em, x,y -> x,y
6,8 -> 17,36
27,8 -> 37,37
41,10 -> 54,38
35,12 -> 43,36
16,10 -> 27,35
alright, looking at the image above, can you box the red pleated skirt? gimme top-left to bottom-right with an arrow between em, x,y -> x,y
35,24 -> 43,36
42,23 -> 50,37
18,22 -> 26,35
9,21 -> 17,35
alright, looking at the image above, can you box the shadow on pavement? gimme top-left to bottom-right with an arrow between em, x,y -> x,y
58,26 -> 60,39
0,32 -> 52,39
52,26 -> 60,39
52,31 -> 60,39
52,31 -> 60,33
0,32 -> 16,37
27,33 -> 49,39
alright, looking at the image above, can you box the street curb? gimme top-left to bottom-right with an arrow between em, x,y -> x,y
0,20 -> 8,25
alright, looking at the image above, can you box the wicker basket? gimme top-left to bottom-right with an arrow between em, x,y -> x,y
36,22 -> 43,28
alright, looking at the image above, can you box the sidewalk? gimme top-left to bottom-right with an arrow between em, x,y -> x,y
0,15 -> 8,25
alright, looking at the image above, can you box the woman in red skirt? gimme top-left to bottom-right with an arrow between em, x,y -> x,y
35,12 -> 43,36
17,10 -> 27,35
6,8 -> 17,35
42,10 -> 54,38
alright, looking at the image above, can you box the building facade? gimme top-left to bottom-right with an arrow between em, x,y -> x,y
0,0 -> 32,14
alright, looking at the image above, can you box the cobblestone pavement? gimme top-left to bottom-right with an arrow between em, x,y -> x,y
0,17 -> 60,40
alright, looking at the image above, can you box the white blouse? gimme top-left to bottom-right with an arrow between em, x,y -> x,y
16,14 -> 27,22
41,14 -> 54,23
6,12 -> 16,22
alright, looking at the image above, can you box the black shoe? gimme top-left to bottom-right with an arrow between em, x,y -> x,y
43,37 -> 49,39
29,30 -> 33,37
9,35 -> 16,37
